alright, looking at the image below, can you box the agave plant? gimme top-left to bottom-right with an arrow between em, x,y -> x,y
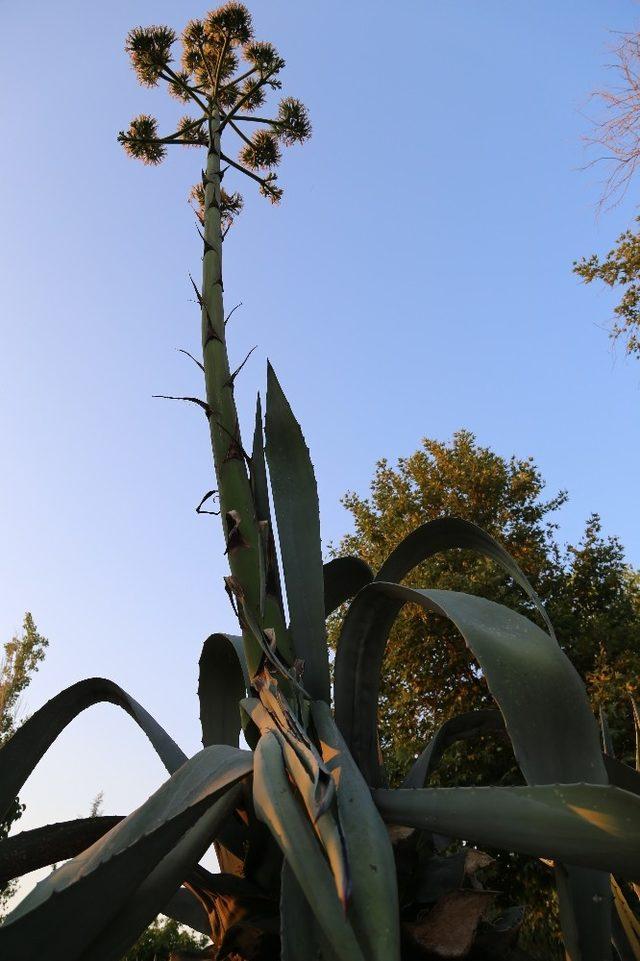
1,6 -> 640,960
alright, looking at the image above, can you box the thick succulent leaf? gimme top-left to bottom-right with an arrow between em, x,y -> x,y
336,583 -> 605,787
280,860 -> 340,961
0,677 -> 186,822
312,701 -> 400,961
323,556 -> 374,617
376,516 -> 555,637
605,755 -> 640,795
199,633 -> 248,748
0,745 -> 252,960
251,394 -> 282,604
401,709 -> 506,789
162,887 -> 210,937
373,782 -> 640,878
335,582 -> 610,960
251,394 -> 294,666
196,636 -> 255,878
0,815 -> 122,885
600,706 -> 616,757
253,730 -> 366,961
611,877 -> 640,961
265,363 -> 329,702
632,697 -> 640,771
85,790 -> 245,961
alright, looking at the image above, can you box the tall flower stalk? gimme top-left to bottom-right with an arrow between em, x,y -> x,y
119,6 -> 311,679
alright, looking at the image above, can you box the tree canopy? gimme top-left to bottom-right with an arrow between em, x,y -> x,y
0,614 -> 48,913
330,429 -> 640,954
575,30 -> 640,358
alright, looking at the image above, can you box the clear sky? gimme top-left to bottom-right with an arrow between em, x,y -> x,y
1,0 -> 639,899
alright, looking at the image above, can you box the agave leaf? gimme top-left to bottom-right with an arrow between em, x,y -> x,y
373,782 -> 640,877
251,394 -> 295,666
0,677 -> 186,822
0,745 -> 252,960
199,633 -> 248,748
280,860 -> 340,961
600,706 -> 616,758
632,697 -> 640,772
86,788 -> 244,961
323,556 -> 374,617
376,516 -> 555,636
611,877 -> 640,961
401,709 -> 507,789
336,583 -> 605,787
0,815 -> 122,885
247,674 -> 347,907
162,887 -> 210,937
605,755 -> 640,795
312,701 -> 401,961
253,730 -> 366,961
335,582 -> 610,960
265,363 -> 329,702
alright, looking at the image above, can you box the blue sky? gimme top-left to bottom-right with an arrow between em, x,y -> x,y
1,0 -> 639,897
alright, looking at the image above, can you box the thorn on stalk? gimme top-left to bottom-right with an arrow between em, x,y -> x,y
225,345 -> 257,388
177,348 -> 205,373
215,418 -> 251,464
225,302 -> 243,326
195,489 -> 220,516
153,394 -> 213,417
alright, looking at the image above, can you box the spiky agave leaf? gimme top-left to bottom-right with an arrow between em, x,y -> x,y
125,25 -> 176,87
118,115 -> 166,165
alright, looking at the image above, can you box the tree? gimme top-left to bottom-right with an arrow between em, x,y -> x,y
0,614 -> 48,913
123,917 -> 209,961
574,31 -> 640,358
330,430 -> 640,954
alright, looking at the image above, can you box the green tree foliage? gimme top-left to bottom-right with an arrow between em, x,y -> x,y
0,614 -> 48,912
122,916 -> 209,961
330,430 -> 640,955
575,32 -> 640,358
573,224 -> 640,358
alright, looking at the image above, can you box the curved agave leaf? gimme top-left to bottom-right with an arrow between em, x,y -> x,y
0,815 -> 122,885
336,583 -> 605,787
162,887 -> 210,938
253,730 -> 366,961
373,782 -> 640,877
376,516 -> 555,637
312,701 -> 400,961
323,556 -> 374,617
335,582 -> 610,960
401,709 -> 507,789
0,677 -> 186,822
199,633 -> 248,748
265,363 -> 330,702
0,745 -> 252,961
